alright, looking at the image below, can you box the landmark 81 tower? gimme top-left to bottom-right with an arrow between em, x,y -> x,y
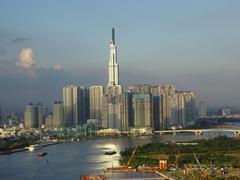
108,28 -> 119,86
107,28 -> 122,96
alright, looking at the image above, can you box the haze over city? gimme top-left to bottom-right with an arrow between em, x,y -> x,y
0,0 -> 240,111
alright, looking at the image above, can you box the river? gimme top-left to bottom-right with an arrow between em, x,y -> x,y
0,130 -> 237,180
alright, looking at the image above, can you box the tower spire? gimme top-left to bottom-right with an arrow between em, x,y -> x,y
112,28 -> 115,43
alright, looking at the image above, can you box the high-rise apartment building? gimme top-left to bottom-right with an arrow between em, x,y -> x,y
52,101 -> 64,128
108,95 -> 123,130
36,103 -> 43,127
89,85 -> 104,124
158,84 -> 178,128
24,103 -> 44,128
63,85 -> 89,126
152,95 -> 162,130
63,86 -> 73,125
132,93 -> 152,128
101,95 -> 109,128
182,91 -> 196,124
24,103 -> 37,128
177,92 -> 185,126
198,101 -> 207,116
129,84 -> 152,94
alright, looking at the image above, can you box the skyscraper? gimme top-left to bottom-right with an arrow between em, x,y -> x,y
198,101 -> 207,116
108,28 -> 119,87
52,101 -> 64,128
89,85 -> 104,124
183,91 -> 196,124
107,28 -> 122,96
63,86 -> 74,125
108,95 -> 123,130
105,28 -> 123,130
36,103 -> 43,127
177,92 -> 185,126
129,84 -> 152,94
132,93 -> 152,128
63,85 -> 89,126
152,95 -> 162,130
24,103 -> 37,128
158,84 -> 178,128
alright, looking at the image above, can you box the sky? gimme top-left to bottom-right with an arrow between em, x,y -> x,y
0,0 -> 240,112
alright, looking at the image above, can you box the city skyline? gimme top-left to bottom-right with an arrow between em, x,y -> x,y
1,0 -> 240,111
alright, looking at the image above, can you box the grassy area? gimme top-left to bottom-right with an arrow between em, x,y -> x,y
120,136 -> 240,168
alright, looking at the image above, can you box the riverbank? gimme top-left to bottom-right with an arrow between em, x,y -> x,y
0,141 -> 61,155
1,134 -> 237,180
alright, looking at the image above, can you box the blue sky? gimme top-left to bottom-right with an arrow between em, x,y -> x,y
0,0 -> 240,111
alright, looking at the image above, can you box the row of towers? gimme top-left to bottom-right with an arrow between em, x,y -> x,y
60,29 -> 195,130
24,29 -> 196,130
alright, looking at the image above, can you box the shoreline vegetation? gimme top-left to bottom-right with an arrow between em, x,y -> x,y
0,139 -> 61,155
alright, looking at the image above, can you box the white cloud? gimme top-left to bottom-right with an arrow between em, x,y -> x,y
17,48 -> 34,69
53,64 -> 63,71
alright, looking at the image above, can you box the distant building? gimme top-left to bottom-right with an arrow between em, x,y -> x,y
130,127 -> 153,135
45,114 -> 53,128
177,92 -> 185,126
36,103 -> 43,127
89,85 -> 104,125
129,84 -> 152,94
52,101 -> 64,128
107,28 -> 119,87
182,91 -> 196,124
198,101 -> 207,116
132,93 -> 152,128
152,95 -> 162,130
63,86 -> 73,125
96,128 -> 121,136
158,84 -> 178,128
63,85 -> 89,126
105,28 -> 123,131
108,95 -> 123,130
222,108 -> 231,116
24,103 -> 37,128
101,95 -> 109,128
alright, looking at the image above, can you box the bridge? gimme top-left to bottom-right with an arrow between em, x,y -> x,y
154,128 -> 240,136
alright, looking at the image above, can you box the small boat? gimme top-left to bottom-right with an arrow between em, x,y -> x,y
38,152 -> 47,157
104,150 -> 117,155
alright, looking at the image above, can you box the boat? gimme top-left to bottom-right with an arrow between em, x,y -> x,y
38,152 -> 47,157
28,144 -> 41,152
104,150 -> 117,155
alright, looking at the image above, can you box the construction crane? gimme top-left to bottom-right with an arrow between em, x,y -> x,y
193,153 -> 202,169
127,146 -> 138,167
